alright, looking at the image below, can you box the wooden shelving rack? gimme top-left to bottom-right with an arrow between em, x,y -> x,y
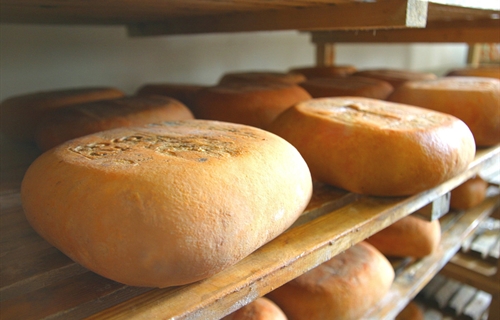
1,1 -> 499,319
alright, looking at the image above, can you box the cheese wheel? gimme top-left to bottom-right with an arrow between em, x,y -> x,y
396,301 -> 424,320
266,241 -> 394,320
446,66 -> 500,79
222,298 -> 288,320
136,83 -> 206,109
450,176 -> 489,210
0,87 -> 125,142
353,69 -> 437,88
388,76 -> 500,146
35,95 -> 194,151
193,82 -> 311,129
218,71 -> 306,85
21,120 -> 313,288
289,65 -> 357,79
365,215 -> 441,258
299,76 -> 394,99
268,97 -> 476,196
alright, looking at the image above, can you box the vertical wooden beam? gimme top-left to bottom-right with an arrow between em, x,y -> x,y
315,43 -> 336,66
467,43 -> 482,67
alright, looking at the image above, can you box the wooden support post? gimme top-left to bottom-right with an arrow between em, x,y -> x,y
315,42 -> 335,66
414,192 -> 451,221
467,43 -> 482,67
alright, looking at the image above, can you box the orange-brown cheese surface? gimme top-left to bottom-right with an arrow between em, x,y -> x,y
353,69 -> 437,88
268,97 -> 476,196
388,76 -> 500,146
365,215 -> 441,258
21,120 -> 313,288
289,65 -> 357,79
0,87 -> 125,142
222,297 -> 288,320
266,241 -> 394,320
35,95 -> 194,151
193,82 -> 311,129
446,66 -> 500,80
450,176 -> 489,210
299,76 -> 394,99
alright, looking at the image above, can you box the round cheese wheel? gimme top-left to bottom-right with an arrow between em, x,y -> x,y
35,95 -> 194,151
21,120 -> 313,288
136,83 -> 206,109
396,301 -> 424,320
388,76 -> 500,146
450,176 -> 489,210
266,241 -> 394,320
353,69 -> 437,88
218,71 -> 306,85
446,66 -> 500,79
289,65 -> 357,79
0,87 -> 125,142
222,298 -> 288,320
193,82 -> 311,129
365,215 -> 441,258
299,76 -> 394,99
268,97 -> 476,196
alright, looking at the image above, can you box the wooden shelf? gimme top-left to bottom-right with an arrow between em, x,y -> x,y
0,0 -> 498,36
364,195 -> 500,319
1,143 -> 499,319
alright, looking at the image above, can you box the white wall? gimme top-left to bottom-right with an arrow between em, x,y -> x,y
0,24 -> 469,101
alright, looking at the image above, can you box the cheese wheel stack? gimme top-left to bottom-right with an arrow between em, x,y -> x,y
388,76 -> 500,146
21,120 -> 313,288
0,87 -> 125,142
268,97 -> 476,196
35,95 -> 194,151
266,241 -> 394,320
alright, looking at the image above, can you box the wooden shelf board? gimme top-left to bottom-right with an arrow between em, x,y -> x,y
364,196 -> 500,319
1,144 -> 498,319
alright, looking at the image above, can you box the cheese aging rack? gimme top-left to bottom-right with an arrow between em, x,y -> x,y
1,1 -> 500,319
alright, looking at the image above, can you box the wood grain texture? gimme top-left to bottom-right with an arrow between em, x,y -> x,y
1,142 -> 499,319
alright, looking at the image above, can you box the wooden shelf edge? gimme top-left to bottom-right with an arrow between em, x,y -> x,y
363,195 -> 500,319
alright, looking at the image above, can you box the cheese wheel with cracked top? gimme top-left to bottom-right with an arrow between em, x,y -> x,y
136,83 -> 206,109
222,297 -> 288,320
299,76 -> 394,99
268,97 -> 476,196
193,82 -> 311,129
289,65 -> 357,79
353,68 -> 437,88
388,76 -> 500,146
365,214 -> 441,258
21,120 -> 313,288
35,95 -> 194,151
266,241 -> 394,320
218,71 -> 306,85
450,176 -> 489,210
0,87 -> 125,142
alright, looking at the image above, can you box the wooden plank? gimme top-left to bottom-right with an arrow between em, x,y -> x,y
127,0 -> 427,36
310,18 -> 500,43
363,196 -> 499,319
463,291 -> 492,320
414,192 -> 451,221
449,284 -> 478,316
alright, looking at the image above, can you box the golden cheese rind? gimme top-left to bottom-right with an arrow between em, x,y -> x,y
266,241 -> 394,320
388,76 -> 500,146
21,120 -> 313,288
268,97 -> 476,196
